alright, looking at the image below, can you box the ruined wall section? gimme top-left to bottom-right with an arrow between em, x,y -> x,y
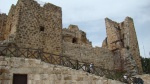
63,25 -> 92,46
62,28 -> 76,43
62,24 -> 114,70
63,42 -> 115,70
0,13 -> 7,40
104,18 -> 124,71
122,17 -> 142,73
104,18 -> 123,51
103,17 -> 143,74
9,0 -> 62,55
120,48 -> 139,75
4,3 -> 21,41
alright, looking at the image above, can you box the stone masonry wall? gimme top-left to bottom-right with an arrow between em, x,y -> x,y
103,17 -> 142,74
64,24 -> 115,70
123,17 -> 142,73
104,18 -> 122,51
0,14 -> 7,41
4,4 -> 18,40
63,42 -> 115,70
5,0 -> 62,55
63,25 -> 92,46
0,56 -> 123,84
62,28 -> 76,43
0,0 -> 142,77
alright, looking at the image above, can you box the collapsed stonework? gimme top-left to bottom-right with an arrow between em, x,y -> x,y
62,25 -> 115,69
0,13 -> 7,41
63,25 -> 92,46
0,0 -> 142,78
102,17 -> 143,75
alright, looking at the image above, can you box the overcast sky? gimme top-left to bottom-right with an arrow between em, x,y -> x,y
0,0 -> 150,58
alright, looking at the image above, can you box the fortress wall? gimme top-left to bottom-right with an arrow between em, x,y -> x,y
62,29 -> 76,43
104,17 -> 143,74
0,56 -> 123,84
4,4 -> 20,40
122,17 -> 142,73
63,42 -> 114,70
63,25 -> 92,46
0,14 -> 7,40
105,18 -> 122,50
0,0 -> 142,76
6,0 -> 62,55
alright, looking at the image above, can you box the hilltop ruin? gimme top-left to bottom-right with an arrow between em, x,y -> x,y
0,0 -> 142,81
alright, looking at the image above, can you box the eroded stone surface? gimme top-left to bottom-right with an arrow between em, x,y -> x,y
0,13 -> 7,41
4,0 -> 62,55
103,17 -> 142,74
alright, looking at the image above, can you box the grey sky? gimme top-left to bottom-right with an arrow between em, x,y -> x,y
0,0 -> 150,58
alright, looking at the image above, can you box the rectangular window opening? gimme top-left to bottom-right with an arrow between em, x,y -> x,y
13,74 -> 27,84
40,26 -> 45,31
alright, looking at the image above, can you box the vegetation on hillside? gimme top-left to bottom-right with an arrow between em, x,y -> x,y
141,57 -> 150,74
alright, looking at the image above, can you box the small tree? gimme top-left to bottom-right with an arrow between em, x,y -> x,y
141,57 -> 150,74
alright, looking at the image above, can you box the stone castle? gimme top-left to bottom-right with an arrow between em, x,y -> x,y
0,0 -> 142,79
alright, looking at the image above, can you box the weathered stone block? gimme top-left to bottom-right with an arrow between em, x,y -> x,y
0,56 -> 5,61
0,61 -> 8,66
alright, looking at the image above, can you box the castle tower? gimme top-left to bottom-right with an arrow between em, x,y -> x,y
4,0 -> 62,55
103,17 -> 143,74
